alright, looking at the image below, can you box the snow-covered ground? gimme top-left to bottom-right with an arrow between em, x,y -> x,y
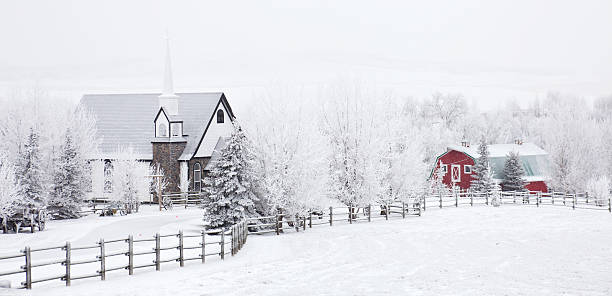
2,206 -> 612,295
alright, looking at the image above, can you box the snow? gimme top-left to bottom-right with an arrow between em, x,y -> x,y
2,206 -> 612,295
448,143 -> 547,159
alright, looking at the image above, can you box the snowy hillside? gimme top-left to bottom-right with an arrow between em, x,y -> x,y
2,206 -> 612,296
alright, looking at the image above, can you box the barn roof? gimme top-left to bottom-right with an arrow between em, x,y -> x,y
80,92 -> 231,160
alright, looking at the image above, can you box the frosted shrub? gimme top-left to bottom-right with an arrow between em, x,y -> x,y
586,176 -> 611,207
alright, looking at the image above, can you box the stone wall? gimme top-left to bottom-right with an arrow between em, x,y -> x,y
152,141 -> 187,193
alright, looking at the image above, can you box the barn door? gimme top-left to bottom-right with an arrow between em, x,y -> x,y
451,165 -> 461,183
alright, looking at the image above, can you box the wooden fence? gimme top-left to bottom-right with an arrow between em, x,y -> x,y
247,201 -> 422,235
420,190 -> 612,212
0,220 -> 248,289
161,192 -> 205,209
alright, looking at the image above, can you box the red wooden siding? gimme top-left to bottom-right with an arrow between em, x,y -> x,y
433,150 -> 475,190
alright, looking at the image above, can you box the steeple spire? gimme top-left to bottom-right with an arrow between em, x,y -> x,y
158,33 -> 179,115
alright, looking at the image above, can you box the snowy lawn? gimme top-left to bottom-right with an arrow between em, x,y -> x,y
2,206 -> 612,295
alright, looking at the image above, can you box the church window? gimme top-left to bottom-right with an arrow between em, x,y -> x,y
171,122 -> 182,137
158,123 -> 168,137
104,160 -> 112,193
217,109 -> 224,123
193,162 -> 202,191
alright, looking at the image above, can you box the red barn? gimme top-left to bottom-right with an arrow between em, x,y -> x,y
431,142 -> 549,192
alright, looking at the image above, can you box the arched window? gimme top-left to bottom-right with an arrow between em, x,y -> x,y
193,162 -> 202,191
217,109 -> 224,123
158,123 -> 168,137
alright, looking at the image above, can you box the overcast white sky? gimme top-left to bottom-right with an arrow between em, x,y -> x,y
1,0 -> 611,113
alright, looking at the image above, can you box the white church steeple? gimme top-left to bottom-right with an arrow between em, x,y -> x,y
158,35 -> 179,115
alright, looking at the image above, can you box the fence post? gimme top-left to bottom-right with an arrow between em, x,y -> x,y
470,192 -> 473,206
309,212 -> 312,228
154,233 -> 161,270
65,241 -> 71,286
99,239 -> 106,280
586,192 -> 589,204
608,198 -> 611,213
295,214 -> 299,232
573,194 -> 576,210
329,207 -> 333,226
423,197 -> 426,211
178,230 -> 184,266
349,205 -> 352,224
220,230 -> 225,260
439,193 -> 442,208
401,202 -> 405,218
302,216 -> 306,231
24,246 -> 31,289
385,204 -> 389,220
128,235 -> 134,275
275,214 -> 280,235
368,204 -> 372,222
563,192 -> 566,206
455,192 -> 458,207
536,192 -> 540,207
551,192 -> 555,205
231,226 -> 235,256
201,230 -> 206,264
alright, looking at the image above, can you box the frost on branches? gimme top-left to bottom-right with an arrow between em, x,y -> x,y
0,155 -> 20,227
47,129 -> 87,219
110,148 -> 150,213
203,123 -> 259,229
502,151 -> 526,191
586,176 -> 611,206
15,128 -> 46,212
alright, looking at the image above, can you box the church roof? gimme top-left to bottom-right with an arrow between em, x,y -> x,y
80,92 -> 230,160
204,137 -> 229,171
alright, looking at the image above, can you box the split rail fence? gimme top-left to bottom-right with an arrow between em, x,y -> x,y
247,201 -> 422,235
0,220 -> 248,289
420,190 -> 612,213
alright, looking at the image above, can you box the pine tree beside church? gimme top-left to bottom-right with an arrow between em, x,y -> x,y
48,129 -> 86,219
502,151 -> 526,191
16,128 -> 46,212
203,123 -> 259,229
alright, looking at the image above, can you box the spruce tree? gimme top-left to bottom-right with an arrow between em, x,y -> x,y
16,128 -> 46,212
203,123 -> 259,229
0,155 -> 20,229
47,130 -> 85,219
470,137 -> 491,193
502,151 -> 526,191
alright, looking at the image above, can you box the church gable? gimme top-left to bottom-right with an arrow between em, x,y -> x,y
154,108 -> 170,138
192,97 -> 234,158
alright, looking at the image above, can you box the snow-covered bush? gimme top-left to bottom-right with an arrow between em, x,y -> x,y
586,176 -> 611,206
490,183 -> 502,207
47,129 -> 88,219
203,123 -> 259,229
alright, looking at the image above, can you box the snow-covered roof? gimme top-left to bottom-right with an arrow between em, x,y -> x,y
447,143 -> 547,159
80,92 -> 229,160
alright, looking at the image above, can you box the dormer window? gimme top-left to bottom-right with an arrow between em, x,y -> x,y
171,122 -> 182,137
158,123 -> 168,137
217,109 -> 224,123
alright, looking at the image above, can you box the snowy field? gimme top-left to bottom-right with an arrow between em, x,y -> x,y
2,206 -> 612,295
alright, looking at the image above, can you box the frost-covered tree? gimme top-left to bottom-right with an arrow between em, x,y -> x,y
111,148 -> 149,213
15,128 -> 46,212
47,129 -> 86,219
471,138 -> 492,192
203,123 -> 259,229
502,151 -> 526,191
586,176 -> 610,206
0,155 -> 20,229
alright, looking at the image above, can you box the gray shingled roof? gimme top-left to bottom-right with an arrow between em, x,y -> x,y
204,137 -> 228,171
80,92 -> 224,160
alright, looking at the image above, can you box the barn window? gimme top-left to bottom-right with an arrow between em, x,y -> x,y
217,109 -> 224,123
464,165 -> 472,174
193,162 -> 202,191
440,164 -> 448,175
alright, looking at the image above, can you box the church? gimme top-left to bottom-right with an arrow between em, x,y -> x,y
80,40 -> 235,201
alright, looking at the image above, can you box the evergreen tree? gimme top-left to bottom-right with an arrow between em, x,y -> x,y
47,130 -> 86,219
203,123 -> 259,229
502,151 -> 526,191
16,128 -> 46,212
470,137 -> 492,192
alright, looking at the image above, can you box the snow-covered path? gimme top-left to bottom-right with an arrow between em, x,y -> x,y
3,206 -> 612,296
